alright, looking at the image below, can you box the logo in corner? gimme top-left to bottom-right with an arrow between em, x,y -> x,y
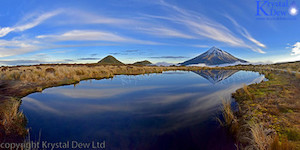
256,0 -> 298,20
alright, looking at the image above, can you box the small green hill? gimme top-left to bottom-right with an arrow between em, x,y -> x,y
133,60 -> 152,66
98,55 -> 124,65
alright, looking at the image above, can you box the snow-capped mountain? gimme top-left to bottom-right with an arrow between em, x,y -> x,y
179,46 -> 248,66
193,70 -> 239,84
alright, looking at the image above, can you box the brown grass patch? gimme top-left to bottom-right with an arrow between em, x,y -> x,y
295,72 -> 300,79
248,123 -> 273,150
217,100 -> 239,135
243,84 -> 253,100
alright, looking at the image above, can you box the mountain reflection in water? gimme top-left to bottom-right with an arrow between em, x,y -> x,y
193,70 -> 239,84
20,71 -> 265,150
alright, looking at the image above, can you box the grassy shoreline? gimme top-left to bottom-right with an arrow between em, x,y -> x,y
221,64 -> 300,150
0,63 -> 299,149
0,64 -> 217,142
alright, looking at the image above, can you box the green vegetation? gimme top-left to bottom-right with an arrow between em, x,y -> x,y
218,63 -> 300,150
1,61 -> 300,148
97,55 -> 124,65
264,61 -> 300,72
132,60 -> 152,66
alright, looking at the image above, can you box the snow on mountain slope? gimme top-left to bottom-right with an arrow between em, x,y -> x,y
179,47 -> 248,66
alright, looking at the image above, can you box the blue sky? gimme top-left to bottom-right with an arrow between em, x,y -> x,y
0,0 -> 300,65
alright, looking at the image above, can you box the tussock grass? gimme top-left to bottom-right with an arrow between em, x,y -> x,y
217,100 -> 239,135
0,65 -> 207,83
2,101 -> 22,126
232,68 -> 300,149
270,136 -> 296,150
0,99 -> 27,136
1,62 -> 300,145
248,123 -> 272,150
243,84 -> 253,100
295,72 -> 300,79
284,128 -> 300,141
287,68 -> 292,75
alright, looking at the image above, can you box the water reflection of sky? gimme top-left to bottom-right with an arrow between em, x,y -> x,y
20,71 -> 264,150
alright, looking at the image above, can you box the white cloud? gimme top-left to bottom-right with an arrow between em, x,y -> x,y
138,27 -> 196,39
0,27 -> 14,37
62,9 -> 137,25
155,1 -> 266,53
37,30 -> 161,45
291,42 -> 300,55
0,37 -> 123,58
0,4 -> 268,60
0,29 -> 161,58
0,39 -> 41,57
192,45 -> 210,48
0,9 -> 164,58
0,58 -> 74,66
37,30 -> 129,41
245,35 -> 266,48
0,10 -> 62,37
63,10 -> 196,40
225,15 -> 266,51
16,10 -> 62,31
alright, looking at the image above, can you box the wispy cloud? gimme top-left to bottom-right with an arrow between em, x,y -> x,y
90,53 -> 98,57
37,30 -> 131,42
109,49 -> 143,55
0,36 -> 125,58
124,49 -> 139,52
0,59 -> 43,65
109,52 -> 121,55
62,9 -> 138,25
63,10 -> 196,40
224,15 -> 266,52
149,56 -> 187,59
0,39 -> 41,57
155,0 -> 266,53
291,42 -> 300,55
0,58 -> 72,66
0,2 -> 267,61
78,57 -> 100,60
64,59 -> 74,62
0,9 -> 166,58
0,10 -> 62,37
138,27 -> 195,39
192,45 -> 210,48
37,30 -> 162,45
0,37 -> 102,58
0,10 -> 65,57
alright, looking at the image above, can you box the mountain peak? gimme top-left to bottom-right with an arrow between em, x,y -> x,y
209,46 -> 218,51
98,55 -> 124,65
133,60 -> 152,66
207,46 -> 223,54
179,47 -> 248,66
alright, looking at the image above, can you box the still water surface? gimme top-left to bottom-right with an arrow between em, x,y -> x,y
20,70 -> 265,150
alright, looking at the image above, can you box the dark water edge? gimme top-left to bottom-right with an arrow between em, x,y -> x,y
143,119 -> 236,150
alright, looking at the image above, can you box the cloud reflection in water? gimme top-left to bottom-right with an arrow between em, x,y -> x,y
20,71 -> 265,148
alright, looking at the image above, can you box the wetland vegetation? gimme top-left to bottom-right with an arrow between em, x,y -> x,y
0,61 -> 299,150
